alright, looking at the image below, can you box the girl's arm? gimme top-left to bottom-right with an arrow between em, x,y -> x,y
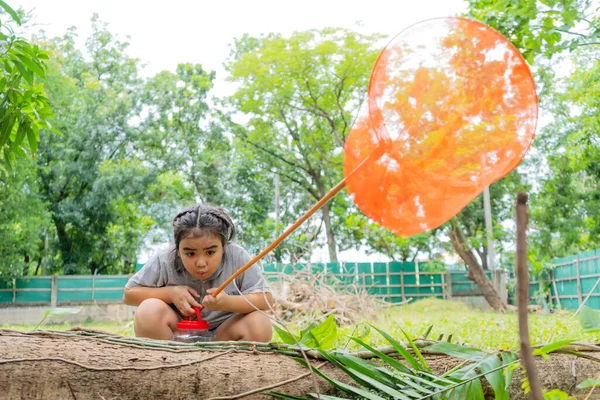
123,286 -> 176,306
203,289 -> 274,314
124,286 -> 202,316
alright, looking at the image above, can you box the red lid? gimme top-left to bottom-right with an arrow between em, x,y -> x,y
177,306 -> 210,331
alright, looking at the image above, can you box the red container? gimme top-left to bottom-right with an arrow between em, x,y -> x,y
173,306 -> 213,343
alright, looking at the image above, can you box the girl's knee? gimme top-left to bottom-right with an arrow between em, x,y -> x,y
214,311 -> 272,342
246,311 -> 273,342
135,298 -> 177,328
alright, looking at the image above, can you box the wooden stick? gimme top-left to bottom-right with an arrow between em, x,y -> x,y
516,192 -> 543,400
575,276 -> 600,316
213,153 -> 374,297
551,275 -> 562,311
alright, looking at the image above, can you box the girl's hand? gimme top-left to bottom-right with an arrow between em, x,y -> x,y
202,288 -> 230,311
169,285 -> 202,317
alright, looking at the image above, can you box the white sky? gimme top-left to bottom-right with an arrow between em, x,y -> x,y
13,0 -> 466,95
12,0 -> 467,263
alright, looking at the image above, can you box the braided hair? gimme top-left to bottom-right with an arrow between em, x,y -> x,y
170,204 -> 236,273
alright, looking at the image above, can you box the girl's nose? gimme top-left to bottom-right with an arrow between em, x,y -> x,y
195,257 -> 207,268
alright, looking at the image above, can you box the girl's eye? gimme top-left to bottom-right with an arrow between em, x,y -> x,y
185,252 -> 195,257
207,250 -> 216,256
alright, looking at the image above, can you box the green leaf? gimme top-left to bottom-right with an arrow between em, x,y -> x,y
3,147 -> 12,171
268,392 -> 311,400
292,357 -> 388,400
298,331 -> 318,348
0,0 -> 21,24
27,125 -> 37,153
34,307 -> 80,329
577,378 -> 600,389
13,144 -> 25,158
425,342 -> 490,361
543,388 -> 577,399
14,125 -> 26,146
371,325 -> 424,372
273,324 -> 297,345
309,314 -> 337,349
422,325 -> 433,340
349,337 -> 412,374
15,52 -> 45,78
448,365 -> 485,400
533,339 -> 575,357
307,395 -> 349,400
318,350 -> 412,400
479,355 -> 509,400
12,60 -> 33,85
400,328 -> 430,372
501,352 -> 519,388
0,114 -> 16,147
580,306 -> 600,332
372,367 -> 428,397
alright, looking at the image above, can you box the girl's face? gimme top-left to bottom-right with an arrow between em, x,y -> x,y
178,235 -> 224,280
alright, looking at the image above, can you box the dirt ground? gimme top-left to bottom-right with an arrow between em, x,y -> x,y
0,329 -> 598,399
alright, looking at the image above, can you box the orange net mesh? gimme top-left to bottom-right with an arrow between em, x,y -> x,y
344,17 -> 538,237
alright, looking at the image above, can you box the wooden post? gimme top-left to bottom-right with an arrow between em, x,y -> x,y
51,275 -> 58,307
551,271 -> 562,311
441,272 -> 447,300
575,257 -> 583,308
446,271 -> 453,300
400,268 -> 405,301
385,262 -> 390,301
12,278 -> 16,304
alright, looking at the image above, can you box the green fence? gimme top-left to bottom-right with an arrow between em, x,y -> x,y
0,275 -> 129,306
262,262 -> 496,303
542,249 -> 600,311
1,262 -> 501,306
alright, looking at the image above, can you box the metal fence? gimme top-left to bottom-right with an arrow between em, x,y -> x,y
262,261 -> 502,303
0,275 -> 129,306
539,249 -> 600,311
0,261 -> 498,306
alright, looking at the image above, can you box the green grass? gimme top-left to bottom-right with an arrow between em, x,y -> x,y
1,319 -> 134,336
283,298 -> 600,351
3,298 -> 598,352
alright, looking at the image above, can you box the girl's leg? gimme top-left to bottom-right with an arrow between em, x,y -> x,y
214,311 -> 272,342
134,298 -> 180,340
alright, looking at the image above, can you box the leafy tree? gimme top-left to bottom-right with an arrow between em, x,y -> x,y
140,64 -> 230,205
452,0 -> 600,310
0,1 -> 58,170
139,64 -> 276,253
226,28 -> 383,262
530,48 -> 600,258
467,0 -> 600,63
37,17 -> 154,274
0,156 -> 52,280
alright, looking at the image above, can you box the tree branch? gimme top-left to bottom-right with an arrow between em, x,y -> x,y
303,80 -> 345,147
243,138 -> 308,173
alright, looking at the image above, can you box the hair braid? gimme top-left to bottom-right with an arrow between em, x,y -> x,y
170,203 -> 236,273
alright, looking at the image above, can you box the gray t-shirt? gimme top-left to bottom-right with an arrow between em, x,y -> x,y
126,242 -> 270,328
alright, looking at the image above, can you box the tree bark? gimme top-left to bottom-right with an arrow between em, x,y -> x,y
1,329 -> 597,400
321,202 -> 338,262
449,218 -> 507,312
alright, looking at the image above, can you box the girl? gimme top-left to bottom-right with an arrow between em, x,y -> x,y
124,203 -> 273,342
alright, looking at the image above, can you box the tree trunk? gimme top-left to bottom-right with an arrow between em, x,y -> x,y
321,202 -> 338,262
449,218 -> 507,312
1,329 -> 597,400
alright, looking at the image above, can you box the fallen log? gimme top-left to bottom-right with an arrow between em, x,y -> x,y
1,329 -> 598,399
